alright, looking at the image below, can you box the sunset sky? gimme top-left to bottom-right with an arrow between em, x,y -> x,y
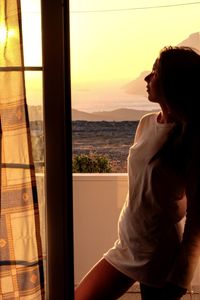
69,0 -> 200,111
70,0 -> 200,88
19,0 -> 200,110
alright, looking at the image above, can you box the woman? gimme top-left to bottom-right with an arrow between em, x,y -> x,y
75,46 -> 200,300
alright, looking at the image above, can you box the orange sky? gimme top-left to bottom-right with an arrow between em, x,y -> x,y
70,0 -> 200,88
17,0 -> 200,109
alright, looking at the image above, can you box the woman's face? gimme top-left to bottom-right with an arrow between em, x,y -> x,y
144,59 -> 163,103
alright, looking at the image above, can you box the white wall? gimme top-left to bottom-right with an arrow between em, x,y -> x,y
73,174 -> 200,287
73,174 -> 127,284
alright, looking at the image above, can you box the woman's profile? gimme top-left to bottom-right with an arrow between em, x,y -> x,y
75,46 -> 200,300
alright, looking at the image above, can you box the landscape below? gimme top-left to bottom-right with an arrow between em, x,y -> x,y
72,120 -> 138,172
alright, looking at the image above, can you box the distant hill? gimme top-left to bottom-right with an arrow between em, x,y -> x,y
72,108 -> 158,121
28,105 -> 154,121
177,32 -> 200,51
123,71 -> 149,97
124,32 -> 200,96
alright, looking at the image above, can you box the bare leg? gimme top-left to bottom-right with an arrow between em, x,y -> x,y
140,283 -> 164,300
75,258 -> 135,300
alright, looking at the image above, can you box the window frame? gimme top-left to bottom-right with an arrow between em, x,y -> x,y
41,0 -> 74,299
0,1 -> 74,298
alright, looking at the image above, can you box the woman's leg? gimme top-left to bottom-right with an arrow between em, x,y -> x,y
75,258 -> 135,300
140,283 -> 164,300
140,283 -> 184,300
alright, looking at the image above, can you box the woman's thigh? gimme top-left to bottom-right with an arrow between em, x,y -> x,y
140,283 -> 165,300
75,258 -> 135,300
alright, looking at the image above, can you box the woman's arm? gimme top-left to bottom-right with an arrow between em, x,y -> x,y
167,172 -> 200,289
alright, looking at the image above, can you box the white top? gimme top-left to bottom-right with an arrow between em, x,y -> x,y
104,112 -> 187,287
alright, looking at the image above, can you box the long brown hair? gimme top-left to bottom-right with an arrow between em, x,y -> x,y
150,47 -> 200,178
158,46 -> 200,122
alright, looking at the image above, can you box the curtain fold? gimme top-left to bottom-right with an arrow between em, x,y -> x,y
0,0 -> 44,298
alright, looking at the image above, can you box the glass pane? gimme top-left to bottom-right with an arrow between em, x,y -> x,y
25,71 -> 46,290
25,71 -> 44,171
21,0 -> 42,66
25,71 -> 43,109
22,0 -> 46,295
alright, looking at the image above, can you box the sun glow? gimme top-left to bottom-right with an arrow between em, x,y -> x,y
21,0 -> 42,66
20,0 -> 43,106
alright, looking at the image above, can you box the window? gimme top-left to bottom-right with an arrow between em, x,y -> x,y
0,1 -> 73,299
22,1 -> 74,298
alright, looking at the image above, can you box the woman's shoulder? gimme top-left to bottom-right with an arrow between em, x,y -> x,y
133,111 -> 160,142
139,111 -> 160,127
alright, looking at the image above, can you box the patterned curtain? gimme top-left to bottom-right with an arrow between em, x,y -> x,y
0,0 -> 44,298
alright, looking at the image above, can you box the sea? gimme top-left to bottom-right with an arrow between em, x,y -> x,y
71,86 -> 159,113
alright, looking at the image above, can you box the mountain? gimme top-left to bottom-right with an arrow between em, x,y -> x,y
124,32 -> 200,96
177,32 -> 200,50
123,70 -> 149,97
72,108 -> 158,121
28,105 -> 154,122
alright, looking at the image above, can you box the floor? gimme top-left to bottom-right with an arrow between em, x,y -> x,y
119,292 -> 199,299
118,284 -> 200,299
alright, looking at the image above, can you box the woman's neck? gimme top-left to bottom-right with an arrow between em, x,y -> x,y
157,111 -> 175,124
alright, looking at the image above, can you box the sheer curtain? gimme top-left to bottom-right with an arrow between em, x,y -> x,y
0,0 -> 44,298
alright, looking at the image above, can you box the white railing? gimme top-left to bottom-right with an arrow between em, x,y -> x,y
73,173 -> 200,288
